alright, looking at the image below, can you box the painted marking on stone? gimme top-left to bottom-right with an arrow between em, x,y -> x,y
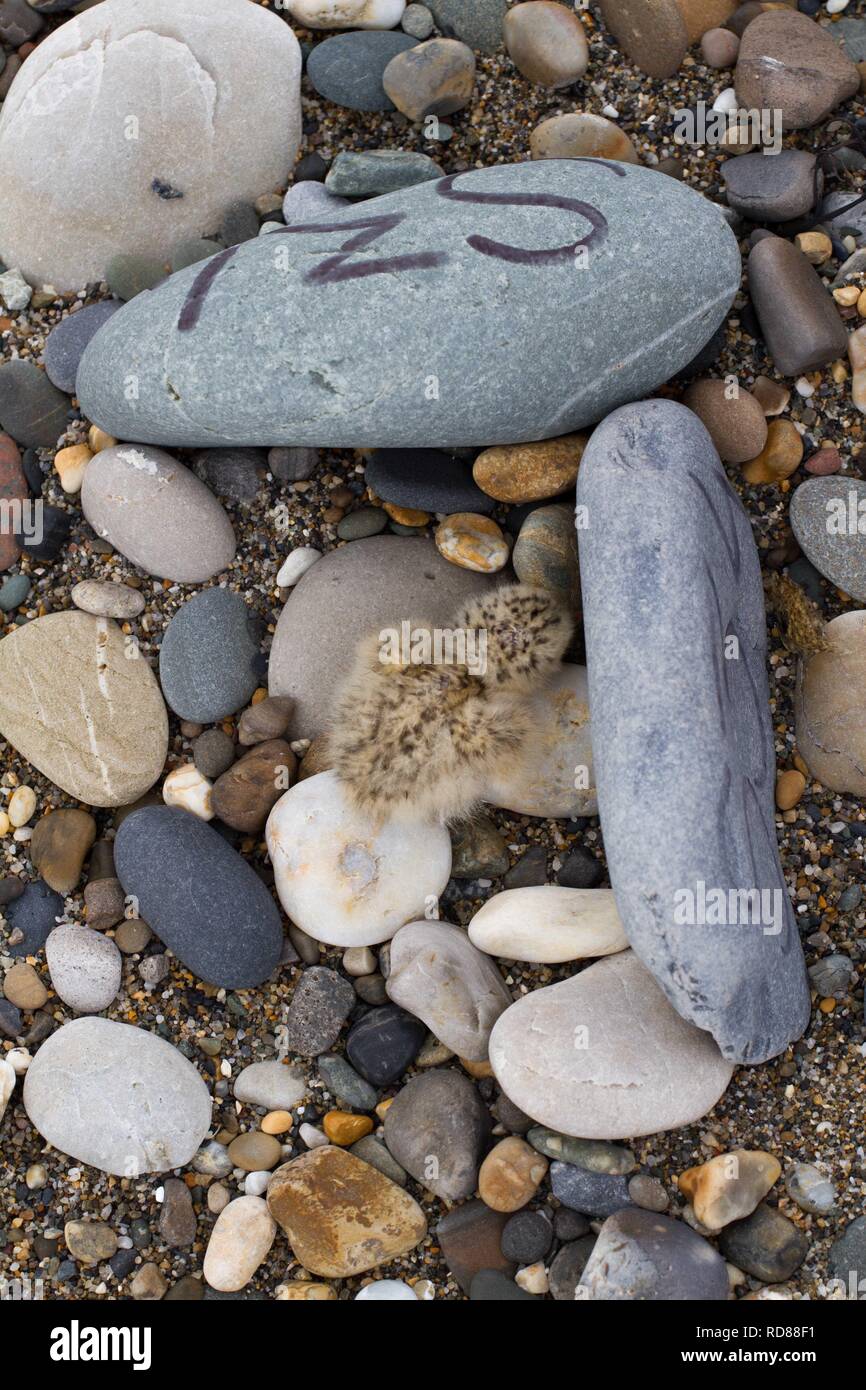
434,172 -> 611,264
178,246 -> 238,332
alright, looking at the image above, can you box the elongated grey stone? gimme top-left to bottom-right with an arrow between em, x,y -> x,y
76,162 -> 739,449
576,400 -> 810,1064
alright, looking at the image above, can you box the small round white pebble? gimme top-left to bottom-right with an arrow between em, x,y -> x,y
163,763 -> 214,820
355,1280 -> 418,1301
276,546 -> 322,588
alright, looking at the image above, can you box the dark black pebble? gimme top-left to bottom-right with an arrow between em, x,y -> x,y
345,1003 -> 426,1085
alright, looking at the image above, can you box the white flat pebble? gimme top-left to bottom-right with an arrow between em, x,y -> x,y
469,885 -> 627,964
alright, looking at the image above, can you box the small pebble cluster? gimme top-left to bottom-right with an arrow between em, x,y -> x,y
0,0 -> 864,1306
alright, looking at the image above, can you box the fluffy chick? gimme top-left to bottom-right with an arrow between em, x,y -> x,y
329,584 -> 573,826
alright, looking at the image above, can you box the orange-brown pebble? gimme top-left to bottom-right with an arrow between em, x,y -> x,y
374,1098 -> 394,1122
741,419 -> 803,483
323,1111 -> 374,1146
478,1137 -> 548,1212
473,433 -> 588,503
261,1110 -> 294,1135
87,425 -> 117,454
434,513 -> 508,573
277,1280 -> 337,1301
382,501 -> 431,526
775,769 -> 806,811
460,1056 -> 494,1078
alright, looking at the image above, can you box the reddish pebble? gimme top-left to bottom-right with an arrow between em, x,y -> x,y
804,447 -> 842,476
0,432 -> 27,572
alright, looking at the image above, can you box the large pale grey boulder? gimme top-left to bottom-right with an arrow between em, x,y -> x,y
0,0 -> 302,290
488,951 -> 734,1139
576,400 -> 810,1064
76,161 -> 740,447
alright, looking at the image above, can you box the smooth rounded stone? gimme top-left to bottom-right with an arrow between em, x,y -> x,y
435,512 -> 508,572
808,953 -> 854,998
795,613 -> 866,794
23,1017 -> 211,1176
266,771 -> 452,947
547,1235 -> 595,1299
159,1176 -> 196,1247
284,967 -> 355,1056
326,150 -> 444,199
0,361 -> 70,449
437,1200 -> 514,1292
403,3 -> 433,37
81,445 -> 236,583
282,182 -> 348,229
784,1162 -> 835,1216
238,697 -> 294,747
270,539 -> 493,739
192,728 -> 235,781
190,446 -> 267,503
0,612 -> 167,807
577,401 -> 810,1064
504,2 -> 589,87
469,886 -> 626,965
0,0 -> 302,290
735,10 -> 860,130
114,806 -> 283,989
114,918 -> 152,954
701,24 -> 739,65
512,503 -> 578,602
211,739 -> 295,834
276,548 -> 321,589
3,962 -> 47,1009
234,1061 -> 307,1112
193,1139 -> 233,1178
721,149 -> 821,223
679,1149 -> 780,1230
366,449 -> 492,514
790,478 -> 866,603
828,1216 -> 866,1287
30,809 -> 96,895
346,1003 -> 426,1085
528,1127 -> 636,1175
489,951 -> 734,1139
171,238 -> 224,272
159,589 -> 259,724
0,997 -> 22,1039
14,503 -> 73,562
748,234 -> 851,377
598,0 -> 688,78
64,1219 -> 118,1266
531,111 -> 639,165
350,1133 -> 407,1185
383,1069 -> 489,1201
306,30 -> 417,112
580,1208 -> 729,1300
71,579 -> 145,621
386,921 -> 511,1060
267,1145 -> 427,1278
318,1053 -> 379,1111
426,0 -> 508,52
474,434 -> 586,504
0,434 -> 26,574
203,1196 -> 276,1293
717,1203 -> 808,1281
501,1209 -> 553,1264
2,880 -> 63,957
227,1130 -> 282,1171
45,924 -> 122,1013
682,377 -> 767,464
478,1136 -> 548,1212
105,253 -> 167,303
355,1278 -> 417,1301
336,507 -> 389,540
284,0 -> 406,26
44,302 -> 121,394
551,1163 -> 633,1218
556,846 -> 603,889
77,163 -> 740,450
629,1174 -> 669,1211
0,573 -> 30,611
484,665 -> 597,818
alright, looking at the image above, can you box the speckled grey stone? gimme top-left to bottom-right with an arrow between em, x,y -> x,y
317,1053 -> 378,1111
722,150 -> 821,224
426,0 -> 507,53
579,1209 -> 729,1301
326,150 -> 444,198
158,588 -> 259,723
383,1069 -> 490,1201
45,924 -> 122,1014
550,1163 -> 633,1218
386,920 -> 511,1061
23,1017 -> 212,1177
283,967 -> 355,1056
44,301 -> 122,393
790,476 -> 866,604
269,538 -> 494,739
577,400 -> 810,1064
77,163 -> 740,449
306,29 -> 418,111
0,360 -> 69,448
114,807 -> 283,988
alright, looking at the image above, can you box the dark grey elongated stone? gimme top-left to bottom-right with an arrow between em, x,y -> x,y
76,162 -> 740,449
114,807 -> 283,988
748,234 -> 848,376
576,400 -> 810,1064
158,588 -> 260,723
44,301 -> 121,393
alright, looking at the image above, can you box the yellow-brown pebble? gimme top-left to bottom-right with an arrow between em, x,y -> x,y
53,443 -> 92,494
478,1136 -> 548,1212
323,1111 -> 374,1146
226,1131 -> 282,1171
87,425 -> 117,454
751,375 -> 790,416
459,1056 -> 494,1079
682,378 -> 767,465
794,231 -> 832,266
741,419 -> 803,483
678,1150 -> 781,1231
277,1281 -> 337,1300
775,768 -> 806,811
473,433 -> 588,503
261,1110 -> 294,1135
382,501 -> 431,526
434,513 -> 508,573
3,962 -> 48,1010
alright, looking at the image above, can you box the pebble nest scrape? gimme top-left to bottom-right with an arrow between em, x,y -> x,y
0,2 -> 864,1301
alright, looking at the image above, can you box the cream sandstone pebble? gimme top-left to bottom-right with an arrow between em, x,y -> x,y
678,1150 -> 781,1231
163,763 -> 214,820
54,444 -> 92,494
203,1195 -> 277,1292
8,785 -> 36,827
478,1136 -> 548,1212
3,962 -> 48,1010
88,425 -> 117,454
283,0 -> 405,27
503,1 -> 589,88
682,377 -> 767,464
468,885 -> 627,963
530,111 -> 639,163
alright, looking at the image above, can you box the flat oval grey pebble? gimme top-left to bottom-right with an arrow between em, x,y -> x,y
81,445 -> 236,584
45,924 -> 122,1014
577,400 -> 810,1064
71,579 -> 145,619
317,1053 -> 379,1111
77,163 -> 740,449
550,1162 -> 633,1218
114,806 -> 283,989
2,880 -> 63,956
158,587 -> 260,723
43,300 -> 121,393
579,1208 -> 729,1301
383,1069 -> 490,1201
790,475 -> 866,603
365,448 -> 493,513
325,150 -> 444,198
306,30 -> 418,111
386,920 -> 512,1061
0,360 -> 70,448
233,1060 -> 307,1111
23,1017 -> 212,1177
